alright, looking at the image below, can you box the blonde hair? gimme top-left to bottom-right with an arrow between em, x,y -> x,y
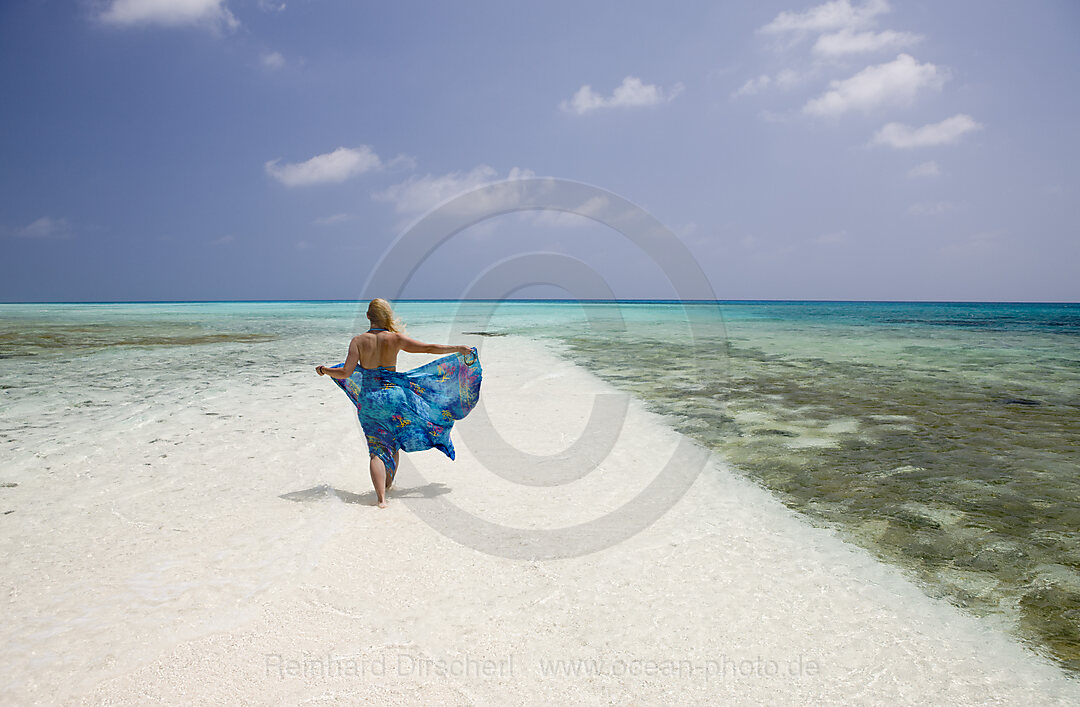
366,298 -> 404,332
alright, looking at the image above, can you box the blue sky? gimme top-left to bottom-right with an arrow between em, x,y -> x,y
1,0 -> 1077,302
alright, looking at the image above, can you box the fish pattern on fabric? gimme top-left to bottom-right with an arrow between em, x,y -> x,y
327,348 -> 482,483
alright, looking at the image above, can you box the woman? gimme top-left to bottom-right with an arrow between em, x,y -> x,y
316,298 -> 481,508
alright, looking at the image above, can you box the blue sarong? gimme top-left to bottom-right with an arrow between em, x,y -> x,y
327,348 -> 481,483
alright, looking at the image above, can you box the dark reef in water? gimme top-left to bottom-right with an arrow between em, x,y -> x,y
0,325 -> 277,357
550,330 -> 1080,675
998,397 -> 1042,406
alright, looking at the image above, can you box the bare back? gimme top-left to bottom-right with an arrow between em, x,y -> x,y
355,330 -> 401,370
340,328 -> 467,377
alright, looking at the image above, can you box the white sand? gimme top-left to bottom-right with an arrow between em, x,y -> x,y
2,335 -> 1078,705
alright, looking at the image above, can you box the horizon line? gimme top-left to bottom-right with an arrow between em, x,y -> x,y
1,298 -> 1078,306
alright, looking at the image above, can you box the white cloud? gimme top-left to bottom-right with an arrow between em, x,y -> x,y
10,216 -> 72,239
265,146 -> 382,187
803,53 -> 945,117
560,76 -> 684,115
261,51 -> 285,69
907,160 -> 940,177
99,0 -> 238,31
761,0 -> 889,36
873,114 -> 981,148
907,201 -> 955,216
812,28 -> 921,56
211,234 -> 235,245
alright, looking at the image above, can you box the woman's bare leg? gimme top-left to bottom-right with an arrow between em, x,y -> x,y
369,454 -> 388,508
386,449 -> 400,490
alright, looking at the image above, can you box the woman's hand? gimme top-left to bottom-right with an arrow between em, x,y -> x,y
315,365 -> 325,376
456,346 -> 472,356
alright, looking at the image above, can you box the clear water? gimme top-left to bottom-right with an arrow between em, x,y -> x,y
1,300 -> 1078,674
502,300 -> 1080,674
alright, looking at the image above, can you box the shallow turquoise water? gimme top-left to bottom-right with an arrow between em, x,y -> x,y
1,299 -> 1078,672
504,300 -> 1080,674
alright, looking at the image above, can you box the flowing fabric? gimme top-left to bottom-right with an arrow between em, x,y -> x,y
327,347 -> 482,483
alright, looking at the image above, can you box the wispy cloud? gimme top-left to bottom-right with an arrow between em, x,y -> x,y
373,166 -> 607,235
760,0 -> 890,39
373,165 -> 496,215
938,232 -> 998,258
873,114 -> 981,148
907,200 -> 955,216
7,216 -> 73,239
733,74 -> 772,98
211,234 -> 235,245
803,54 -> 945,117
907,160 -> 940,177
373,166 -> 536,215
732,69 -> 804,98
312,213 -> 354,226
528,196 -> 612,229
384,154 -> 418,172
265,146 -> 382,187
261,51 -> 285,69
812,28 -> 921,57
814,230 -> 849,246
560,76 -> 684,115
98,0 -> 239,31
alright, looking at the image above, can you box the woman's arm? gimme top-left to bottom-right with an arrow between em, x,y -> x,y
316,337 -> 361,379
398,334 -> 470,356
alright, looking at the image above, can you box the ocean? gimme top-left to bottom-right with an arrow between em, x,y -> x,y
1,299 -> 1078,674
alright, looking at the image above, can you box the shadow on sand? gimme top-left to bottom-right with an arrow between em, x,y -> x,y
279,482 -> 452,506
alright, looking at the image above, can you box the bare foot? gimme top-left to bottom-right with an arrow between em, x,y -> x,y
378,500 -> 388,509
